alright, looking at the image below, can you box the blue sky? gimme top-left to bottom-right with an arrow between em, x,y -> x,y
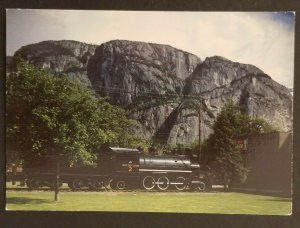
6,10 -> 295,88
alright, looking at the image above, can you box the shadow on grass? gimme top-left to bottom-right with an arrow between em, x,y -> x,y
6,188 -> 30,191
232,189 -> 291,198
7,197 -> 51,205
263,197 -> 292,202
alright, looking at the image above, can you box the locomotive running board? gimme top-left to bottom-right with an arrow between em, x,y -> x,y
139,169 -> 192,173
191,181 -> 205,183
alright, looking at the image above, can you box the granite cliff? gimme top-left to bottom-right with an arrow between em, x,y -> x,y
10,40 -> 293,145
12,40 -> 98,86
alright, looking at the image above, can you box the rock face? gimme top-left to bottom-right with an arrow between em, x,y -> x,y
178,56 -> 293,144
12,40 -> 97,86
88,40 -> 201,104
87,40 -> 201,139
10,40 -> 293,145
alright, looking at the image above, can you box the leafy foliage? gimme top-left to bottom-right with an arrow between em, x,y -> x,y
6,60 -> 146,167
201,101 -> 275,185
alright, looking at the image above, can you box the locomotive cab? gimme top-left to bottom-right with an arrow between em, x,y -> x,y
97,146 -> 142,174
97,146 -> 143,190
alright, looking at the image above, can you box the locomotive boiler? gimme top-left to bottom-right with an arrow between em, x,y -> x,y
99,147 -> 205,191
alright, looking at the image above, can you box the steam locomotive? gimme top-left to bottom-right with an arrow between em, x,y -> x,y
24,146 -> 208,191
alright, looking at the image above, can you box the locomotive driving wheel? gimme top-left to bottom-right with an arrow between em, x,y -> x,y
157,176 -> 170,191
116,180 -> 126,190
195,181 -> 206,191
142,176 -> 156,190
175,176 -> 186,191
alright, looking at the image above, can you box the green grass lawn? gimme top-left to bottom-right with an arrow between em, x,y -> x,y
5,191 -> 291,215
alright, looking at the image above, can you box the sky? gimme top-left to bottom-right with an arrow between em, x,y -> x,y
6,10 -> 295,88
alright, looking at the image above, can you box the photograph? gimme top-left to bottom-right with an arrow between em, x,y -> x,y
5,9 -> 294,215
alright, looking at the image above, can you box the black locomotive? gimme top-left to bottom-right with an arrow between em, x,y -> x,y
24,146 -> 208,191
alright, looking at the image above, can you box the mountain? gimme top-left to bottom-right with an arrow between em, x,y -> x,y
9,40 -> 293,145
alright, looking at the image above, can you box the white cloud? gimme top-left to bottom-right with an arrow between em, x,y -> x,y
6,10 -> 294,88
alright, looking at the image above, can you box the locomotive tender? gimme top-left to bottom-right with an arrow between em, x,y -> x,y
25,146 -> 207,191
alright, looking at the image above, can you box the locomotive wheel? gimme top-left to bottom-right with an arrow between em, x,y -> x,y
175,177 -> 186,191
116,180 -> 126,190
142,176 -> 156,190
49,179 -> 63,190
195,181 -> 206,191
27,178 -> 41,190
157,176 -> 170,191
89,180 -> 105,191
67,182 -> 74,190
72,179 -> 84,191
110,180 -> 117,190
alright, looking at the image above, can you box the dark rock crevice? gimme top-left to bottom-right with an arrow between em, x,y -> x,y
153,106 -> 180,144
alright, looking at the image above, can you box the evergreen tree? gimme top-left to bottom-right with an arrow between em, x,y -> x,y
202,101 -> 275,187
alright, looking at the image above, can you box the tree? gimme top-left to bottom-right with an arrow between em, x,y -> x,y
6,60 -> 146,167
201,101 -> 275,187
